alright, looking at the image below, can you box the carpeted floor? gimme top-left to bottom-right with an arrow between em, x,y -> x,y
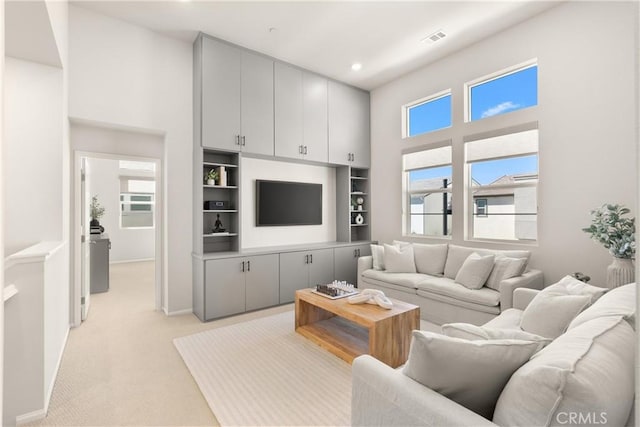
26,261 -> 292,427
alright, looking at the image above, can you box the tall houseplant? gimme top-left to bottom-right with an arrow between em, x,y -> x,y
582,204 -> 635,288
90,195 -> 105,227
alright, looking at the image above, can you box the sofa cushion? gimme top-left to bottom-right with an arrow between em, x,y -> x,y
520,292 -> 590,339
544,275 -> 608,304
403,331 -> 540,419
485,256 -> 528,291
370,244 -> 385,270
443,245 -> 530,280
569,282 -> 637,330
493,316 -> 636,427
383,244 -> 416,273
442,323 -> 551,350
413,243 -> 448,276
455,253 -> 495,290
416,277 -> 500,307
362,270 -> 425,290
483,308 -> 523,329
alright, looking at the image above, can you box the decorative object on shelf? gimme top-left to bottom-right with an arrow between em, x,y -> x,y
570,272 -> 591,283
354,213 -> 364,225
582,203 -> 636,288
218,166 -> 227,186
205,168 -> 219,186
356,196 -> 364,211
204,200 -> 229,210
90,195 -> 106,234
213,214 -> 225,233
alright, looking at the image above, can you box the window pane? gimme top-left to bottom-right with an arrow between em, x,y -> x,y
471,155 -> 538,185
470,65 -> 537,121
409,165 -> 452,191
410,193 -> 452,237
121,212 -> 154,228
408,94 -> 451,136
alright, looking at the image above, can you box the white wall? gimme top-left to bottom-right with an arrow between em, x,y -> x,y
68,5 -> 192,313
87,158 -> 155,262
241,157 -> 336,248
370,1 -> 638,286
1,1 -> 5,421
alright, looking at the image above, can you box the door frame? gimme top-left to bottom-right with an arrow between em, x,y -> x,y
72,150 -> 164,326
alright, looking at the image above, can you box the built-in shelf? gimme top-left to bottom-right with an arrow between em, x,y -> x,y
350,192 -> 367,195
350,176 -> 368,180
203,162 -> 238,168
203,232 -> 238,237
350,210 -> 368,213
203,210 -> 238,213
204,185 -> 238,189
350,223 -> 369,227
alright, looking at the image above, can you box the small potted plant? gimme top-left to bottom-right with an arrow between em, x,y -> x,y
582,203 -> 635,288
90,195 -> 105,228
205,169 -> 219,186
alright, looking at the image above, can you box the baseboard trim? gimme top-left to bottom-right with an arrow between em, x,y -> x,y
167,308 -> 193,316
16,408 -> 46,425
110,258 -> 155,265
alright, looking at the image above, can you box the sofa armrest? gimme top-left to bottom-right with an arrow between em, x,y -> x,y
498,269 -> 544,310
512,288 -> 540,311
357,256 -> 373,288
352,355 -> 497,427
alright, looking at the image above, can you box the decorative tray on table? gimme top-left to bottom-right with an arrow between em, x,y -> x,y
312,281 -> 358,300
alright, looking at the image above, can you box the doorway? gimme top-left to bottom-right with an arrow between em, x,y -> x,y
73,151 -> 163,325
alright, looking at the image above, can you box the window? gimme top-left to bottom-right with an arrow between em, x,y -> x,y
467,63 -> 537,121
466,128 -> 538,241
120,179 -> 155,228
403,145 -> 452,237
403,91 -> 451,137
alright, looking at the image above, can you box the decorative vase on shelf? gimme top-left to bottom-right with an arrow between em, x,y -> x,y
207,179 -> 216,186
355,213 -> 364,225
606,258 -> 635,288
218,166 -> 227,187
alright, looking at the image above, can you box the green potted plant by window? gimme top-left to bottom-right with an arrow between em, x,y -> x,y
90,195 -> 105,228
205,169 -> 219,186
582,203 -> 635,288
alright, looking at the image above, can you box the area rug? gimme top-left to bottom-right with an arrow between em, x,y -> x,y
174,310 -> 352,426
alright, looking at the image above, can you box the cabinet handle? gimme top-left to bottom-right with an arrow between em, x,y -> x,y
304,146 -> 308,155
242,261 -> 245,272
305,254 -> 309,264
310,254 -> 313,264
236,135 -> 241,145
353,249 -> 357,258
242,136 -> 246,146
298,145 -> 303,154
247,260 -> 251,272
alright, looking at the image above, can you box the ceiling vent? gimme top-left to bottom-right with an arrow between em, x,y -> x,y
421,29 -> 447,44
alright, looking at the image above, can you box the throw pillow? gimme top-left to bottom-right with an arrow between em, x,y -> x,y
443,245 -> 475,279
442,323 -> 552,351
485,256 -> 528,291
544,275 -> 608,304
520,292 -> 590,339
412,243 -> 448,276
454,253 -> 495,290
370,244 -> 385,270
403,331 -> 540,419
568,282 -> 636,330
392,240 -> 411,248
493,316 -> 636,427
383,243 -> 416,273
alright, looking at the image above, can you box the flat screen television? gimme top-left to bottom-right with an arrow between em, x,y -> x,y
256,180 -> 322,226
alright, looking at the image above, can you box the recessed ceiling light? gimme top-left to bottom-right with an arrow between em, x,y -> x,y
421,29 -> 447,44
351,63 -> 362,71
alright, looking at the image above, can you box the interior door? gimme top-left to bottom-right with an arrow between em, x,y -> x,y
80,157 -> 91,321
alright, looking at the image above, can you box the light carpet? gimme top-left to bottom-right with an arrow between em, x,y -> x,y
174,310 -> 352,427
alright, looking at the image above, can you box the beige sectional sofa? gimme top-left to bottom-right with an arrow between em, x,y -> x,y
352,282 -> 637,427
357,243 -> 544,325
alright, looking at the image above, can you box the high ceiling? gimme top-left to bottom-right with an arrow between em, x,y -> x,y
73,1 -> 559,90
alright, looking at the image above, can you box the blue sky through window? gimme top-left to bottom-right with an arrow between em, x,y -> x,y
408,94 -> 451,136
470,66 -> 537,121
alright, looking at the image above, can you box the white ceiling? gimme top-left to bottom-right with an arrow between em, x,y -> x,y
73,1 -> 559,90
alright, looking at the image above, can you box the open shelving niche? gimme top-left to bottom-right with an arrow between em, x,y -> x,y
198,149 -> 240,254
336,166 -> 371,243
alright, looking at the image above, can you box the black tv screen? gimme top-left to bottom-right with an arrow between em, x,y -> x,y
256,180 -> 322,226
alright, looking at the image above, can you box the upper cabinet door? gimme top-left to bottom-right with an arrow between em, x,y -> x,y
328,81 -> 370,167
274,62 -> 303,160
241,51 -> 274,156
303,72 -> 328,163
201,37 -> 241,151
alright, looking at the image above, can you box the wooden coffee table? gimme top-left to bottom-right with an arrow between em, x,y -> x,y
295,288 -> 420,368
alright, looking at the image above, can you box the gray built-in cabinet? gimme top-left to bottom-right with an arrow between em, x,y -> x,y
200,36 -> 274,156
275,62 -> 329,163
279,249 -> 334,304
193,32 -> 373,322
